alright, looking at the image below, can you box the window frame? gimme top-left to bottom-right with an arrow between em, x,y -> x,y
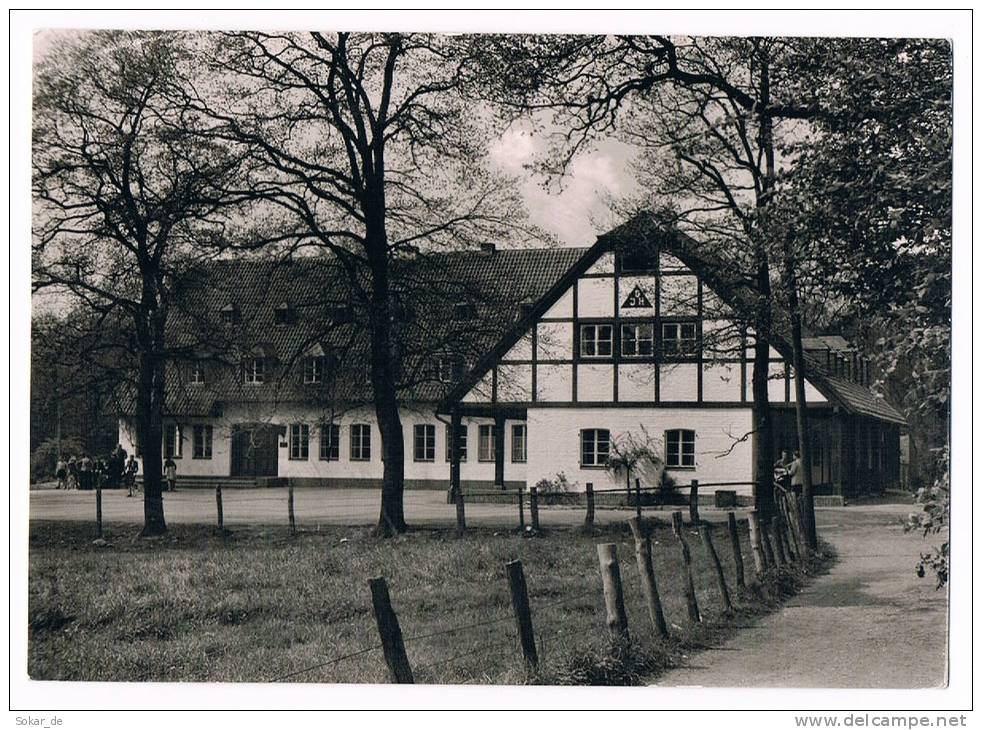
319,423 -> 340,462
303,356 -> 324,384
617,248 -> 658,274
580,428 -> 611,468
289,423 -> 310,461
620,321 -> 655,358
661,320 -> 699,358
665,428 -> 696,469
445,423 -> 468,462
579,323 -> 614,359
413,424 -> 436,462
164,423 -> 183,459
511,424 -> 527,464
437,355 -> 465,384
350,423 -> 372,462
478,424 -> 497,463
189,362 -> 205,385
243,357 -> 266,385
192,424 -> 212,460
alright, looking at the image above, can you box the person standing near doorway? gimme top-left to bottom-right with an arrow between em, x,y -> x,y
164,456 -> 177,492
78,453 -> 93,491
125,455 -> 139,497
55,458 -> 67,489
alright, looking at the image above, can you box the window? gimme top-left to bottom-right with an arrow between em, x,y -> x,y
478,424 -> 497,462
619,247 -> 656,272
190,362 -> 205,385
666,429 -> 696,468
414,424 -> 436,462
193,424 -> 213,459
243,358 -> 266,384
511,424 -> 527,463
303,357 -> 324,384
221,304 -> 240,324
351,424 -> 371,461
662,321 -> 698,357
445,423 -> 468,462
319,423 -> 340,461
290,423 -> 309,460
274,303 -> 295,325
164,424 -> 182,459
437,355 -> 465,383
580,429 -> 610,467
580,323 -> 613,358
453,302 -> 477,320
621,322 -> 654,357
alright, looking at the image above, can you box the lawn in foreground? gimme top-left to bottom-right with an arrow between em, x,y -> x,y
28,518 -> 825,685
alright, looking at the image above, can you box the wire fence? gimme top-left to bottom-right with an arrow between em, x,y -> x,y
250,485 -> 814,685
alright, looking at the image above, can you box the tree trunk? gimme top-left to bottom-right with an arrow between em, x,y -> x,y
365,200 -> 407,536
782,231 -> 818,549
751,44 -> 777,520
136,346 -> 167,537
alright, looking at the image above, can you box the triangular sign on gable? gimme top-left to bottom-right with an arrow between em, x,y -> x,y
621,284 -> 653,309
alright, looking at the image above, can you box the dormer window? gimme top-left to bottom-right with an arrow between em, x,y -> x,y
437,354 -> 465,383
221,303 -> 240,325
453,302 -> 477,320
274,302 -> 295,326
303,356 -> 325,384
328,304 -> 353,323
243,357 -> 265,385
189,362 -> 205,385
517,302 -> 535,322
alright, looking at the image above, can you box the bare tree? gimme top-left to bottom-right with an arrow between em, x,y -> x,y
32,32 -> 259,535
197,31 -> 535,535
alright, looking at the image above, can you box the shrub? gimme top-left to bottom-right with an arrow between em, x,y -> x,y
30,437 -> 83,484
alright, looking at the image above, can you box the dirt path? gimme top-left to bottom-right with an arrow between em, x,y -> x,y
654,504 -> 948,688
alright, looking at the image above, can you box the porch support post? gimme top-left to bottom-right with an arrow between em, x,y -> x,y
494,413 -> 506,489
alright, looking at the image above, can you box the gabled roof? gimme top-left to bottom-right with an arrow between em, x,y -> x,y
441,213 -> 907,425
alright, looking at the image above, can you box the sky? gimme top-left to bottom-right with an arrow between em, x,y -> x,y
32,29 -> 640,253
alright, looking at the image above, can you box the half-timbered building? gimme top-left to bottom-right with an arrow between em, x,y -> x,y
118,214 -> 905,501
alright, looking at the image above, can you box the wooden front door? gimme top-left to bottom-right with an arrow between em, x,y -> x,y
230,424 -> 279,477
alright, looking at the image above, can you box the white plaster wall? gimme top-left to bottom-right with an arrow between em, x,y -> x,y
502,329 -> 533,361
537,322 -> 571,360
584,252 -> 615,275
660,275 -> 699,316
526,407 -> 755,495
702,362 -> 742,402
617,275 -> 658,318
618,363 -> 655,402
577,277 -> 615,317
543,288 -> 573,318
536,364 -> 572,401
118,417 -> 231,477
577,363 -> 614,402
497,364 -> 533,402
463,371 -> 493,403
659,252 -> 689,272
660,363 -> 699,401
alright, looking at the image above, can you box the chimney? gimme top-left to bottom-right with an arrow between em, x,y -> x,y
852,352 -> 859,383
480,243 -> 496,255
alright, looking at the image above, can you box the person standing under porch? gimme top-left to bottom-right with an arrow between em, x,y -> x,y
164,456 -> 177,492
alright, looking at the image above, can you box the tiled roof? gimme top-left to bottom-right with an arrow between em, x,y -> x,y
135,246 -> 587,417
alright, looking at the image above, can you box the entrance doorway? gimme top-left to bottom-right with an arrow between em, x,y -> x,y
230,424 -> 280,477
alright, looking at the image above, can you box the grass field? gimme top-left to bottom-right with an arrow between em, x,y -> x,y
28,518 -> 828,685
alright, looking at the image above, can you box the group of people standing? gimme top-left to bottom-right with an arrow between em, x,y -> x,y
774,449 -> 805,493
54,445 -> 139,495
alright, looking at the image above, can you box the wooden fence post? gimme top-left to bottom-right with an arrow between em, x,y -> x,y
726,511 -> 746,589
596,543 -> 629,642
699,523 -> 734,613
288,483 -> 296,534
517,487 -> 525,530
688,479 -> 700,524
747,510 -> 767,575
762,517 -> 782,567
454,483 -> 466,536
671,511 -> 702,623
367,576 -> 414,684
216,485 -> 224,530
634,478 -> 643,521
627,516 -> 669,639
95,482 -> 103,538
505,560 -> 538,669
584,483 -> 595,527
529,486 -> 541,532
